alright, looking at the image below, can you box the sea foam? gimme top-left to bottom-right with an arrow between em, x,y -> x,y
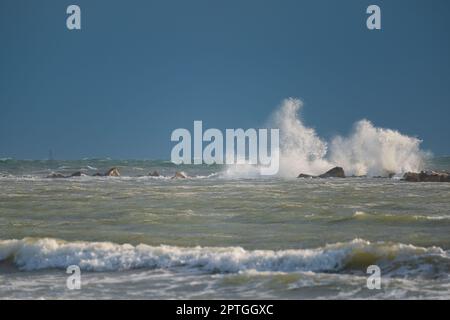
1,238 -> 448,277
226,98 -> 427,178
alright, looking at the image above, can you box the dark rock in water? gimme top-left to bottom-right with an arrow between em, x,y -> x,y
47,171 -> 89,178
149,171 -> 160,177
297,173 -> 314,178
172,171 -> 188,179
70,171 -> 86,177
298,167 -> 346,178
420,171 -> 442,182
46,173 -> 66,178
403,171 -> 450,182
104,167 -> 120,177
92,168 -> 120,177
319,167 -> 346,178
373,172 -> 395,179
297,167 -> 345,178
403,172 -> 420,182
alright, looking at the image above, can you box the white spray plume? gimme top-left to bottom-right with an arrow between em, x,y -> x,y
225,97 -> 427,178
329,119 -> 426,177
270,98 -> 331,177
270,98 -> 426,177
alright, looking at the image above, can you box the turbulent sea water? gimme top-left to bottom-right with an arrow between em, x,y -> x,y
0,158 -> 449,299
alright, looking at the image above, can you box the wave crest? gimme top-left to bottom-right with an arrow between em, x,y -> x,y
1,238 -> 448,278
227,98 -> 428,178
276,98 -> 427,177
330,119 -> 426,177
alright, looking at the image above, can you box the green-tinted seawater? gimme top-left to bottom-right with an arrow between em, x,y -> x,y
0,159 -> 449,299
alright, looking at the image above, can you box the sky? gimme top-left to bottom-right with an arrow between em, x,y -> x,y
1,0 -> 449,159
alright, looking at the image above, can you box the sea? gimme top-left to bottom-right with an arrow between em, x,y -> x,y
0,157 -> 449,299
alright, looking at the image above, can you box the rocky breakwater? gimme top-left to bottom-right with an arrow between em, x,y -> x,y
47,167 -> 121,178
298,167 -> 346,179
403,171 -> 450,182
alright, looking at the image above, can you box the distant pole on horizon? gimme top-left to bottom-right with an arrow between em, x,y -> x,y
48,149 -> 54,161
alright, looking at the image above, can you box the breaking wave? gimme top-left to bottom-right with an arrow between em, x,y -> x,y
1,238 -> 448,278
271,98 -> 427,177
226,98 -> 428,178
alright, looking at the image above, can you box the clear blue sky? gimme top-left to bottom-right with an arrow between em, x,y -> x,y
1,0 -> 449,159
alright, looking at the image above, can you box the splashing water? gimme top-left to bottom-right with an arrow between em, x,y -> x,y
225,98 -> 427,178
330,119 -> 426,177
270,98 -> 331,177
272,98 -> 427,177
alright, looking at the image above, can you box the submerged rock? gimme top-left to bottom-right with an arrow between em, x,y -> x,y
172,171 -> 188,179
104,167 -> 120,177
148,171 -> 160,177
91,167 -> 120,177
47,167 -> 121,178
70,171 -> 87,177
372,172 -> 395,179
403,171 -> 450,182
46,173 -> 66,178
319,167 -> 346,178
297,173 -> 315,178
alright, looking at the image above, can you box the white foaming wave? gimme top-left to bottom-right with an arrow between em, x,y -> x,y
271,98 -> 331,177
194,173 -> 220,179
222,164 -> 262,179
225,98 -> 427,178
0,238 -> 448,275
329,119 -> 427,177
0,173 -> 223,182
0,175 -> 41,181
421,215 -> 450,221
351,211 -> 450,222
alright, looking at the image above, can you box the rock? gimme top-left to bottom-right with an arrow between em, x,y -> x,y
403,171 -> 450,182
297,173 -> 314,178
319,167 -> 346,178
92,168 -> 120,177
104,167 -> 120,177
148,171 -> 160,177
70,171 -> 86,177
172,171 -> 188,179
403,172 -> 420,182
297,167 -> 346,179
46,173 -> 66,178
373,172 -> 395,179
419,171 -> 441,182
